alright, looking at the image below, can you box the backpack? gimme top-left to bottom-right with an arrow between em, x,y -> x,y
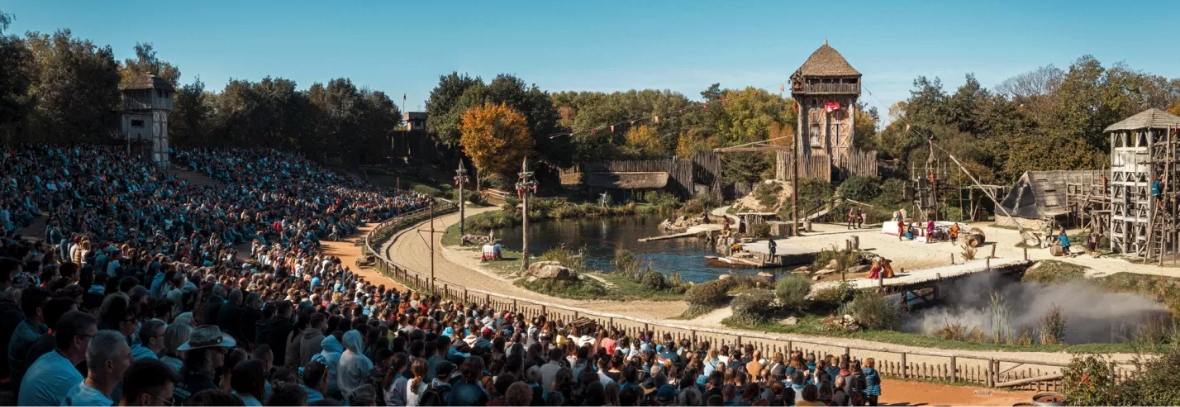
417,383 -> 448,406
849,374 -> 867,406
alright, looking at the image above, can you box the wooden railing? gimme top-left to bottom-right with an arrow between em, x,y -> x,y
362,206 -> 1139,392
798,82 -> 861,94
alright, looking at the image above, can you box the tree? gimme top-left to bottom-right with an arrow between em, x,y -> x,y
459,102 -> 532,184
620,124 -> 662,158
119,43 -> 181,88
0,11 -> 31,143
169,77 -> 210,146
24,29 -> 121,143
426,72 -> 482,147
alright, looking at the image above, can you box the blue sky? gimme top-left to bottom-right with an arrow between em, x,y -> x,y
4,0 -> 1179,119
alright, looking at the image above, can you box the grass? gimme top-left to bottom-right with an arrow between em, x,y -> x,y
515,276 -> 609,299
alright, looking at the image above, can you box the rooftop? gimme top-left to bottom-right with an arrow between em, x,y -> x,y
794,41 -> 860,77
122,73 -> 175,92
1104,108 -> 1180,132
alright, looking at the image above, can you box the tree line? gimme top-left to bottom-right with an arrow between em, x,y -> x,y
3,9 -> 1179,187
0,14 -> 400,168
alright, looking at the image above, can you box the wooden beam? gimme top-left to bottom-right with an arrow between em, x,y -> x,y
713,146 -> 791,152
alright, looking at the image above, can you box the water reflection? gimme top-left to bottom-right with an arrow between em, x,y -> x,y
494,214 -> 738,283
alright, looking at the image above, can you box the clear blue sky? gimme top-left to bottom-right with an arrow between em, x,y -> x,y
4,0 -> 1179,119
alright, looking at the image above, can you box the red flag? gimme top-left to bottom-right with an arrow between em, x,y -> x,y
403,93 -> 406,100
793,102 -> 799,112
825,102 -> 840,113
780,84 -> 785,93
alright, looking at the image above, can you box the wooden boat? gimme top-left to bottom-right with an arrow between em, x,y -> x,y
704,256 -> 761,269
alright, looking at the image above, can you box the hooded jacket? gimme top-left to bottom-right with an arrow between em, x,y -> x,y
299,327 -> 325,367
337,330 -> 374,399
311,335 -> 343,396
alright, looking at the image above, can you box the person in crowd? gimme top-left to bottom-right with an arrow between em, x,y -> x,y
338,329 -> 373,399
64,330 -> 132,406
300,313 -> 327,367
173,325 -> 236,404
268,381 -> 307,407
121,358 -> 182,406
230,359 -> 267,406
184,388 -> 246,406
302,360 -> 330,404
7,286 -> 50,388
404,358 -> 428,406
161,321 -> 192,373
17,310 -> 96,406
132,319 -> 168,361
863,358 -> 882,406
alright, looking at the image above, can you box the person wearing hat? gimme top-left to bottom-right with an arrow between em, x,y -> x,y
172,325 -> 236,405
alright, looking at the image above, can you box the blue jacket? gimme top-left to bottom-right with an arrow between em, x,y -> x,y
863,368 -> 881,396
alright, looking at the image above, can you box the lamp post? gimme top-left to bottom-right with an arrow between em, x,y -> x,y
455,161 -> 470,236
516,157 -> 538,271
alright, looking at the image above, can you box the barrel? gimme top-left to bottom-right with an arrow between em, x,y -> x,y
1032,392 -> 1066,406
1049,244 -> 1064,257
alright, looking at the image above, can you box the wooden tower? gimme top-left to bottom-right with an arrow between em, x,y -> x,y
790,41 -> 861,166
120,74 -> 174,169
1107,108 -> 1180,259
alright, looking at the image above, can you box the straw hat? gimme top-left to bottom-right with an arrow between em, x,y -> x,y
177,325 -> 236,351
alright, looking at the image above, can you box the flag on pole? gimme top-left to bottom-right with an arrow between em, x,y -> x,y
403,93 -> 406,101
779,84 -> 785,93
825,102 -> 840,113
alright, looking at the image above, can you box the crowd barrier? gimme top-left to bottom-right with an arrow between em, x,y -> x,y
362,203 -> 1139,392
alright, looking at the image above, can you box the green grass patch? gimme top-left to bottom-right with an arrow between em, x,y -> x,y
1022,260 -> 1088,283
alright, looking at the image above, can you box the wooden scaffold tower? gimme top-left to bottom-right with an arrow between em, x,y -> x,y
1106,108 -> 1180,261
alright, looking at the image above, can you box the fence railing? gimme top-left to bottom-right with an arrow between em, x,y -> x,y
361,205 -> 1139,392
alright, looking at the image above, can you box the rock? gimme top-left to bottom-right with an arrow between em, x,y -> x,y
535,265 -> 576,280
718,274 -> 732,281
812,275 -> 821,281
781,316 -> 799,326
848,264 -> 870,274
527,261 -> 561,274
756,271 -> 776,284
815,268 -> 835,276
827,259 -> 838,268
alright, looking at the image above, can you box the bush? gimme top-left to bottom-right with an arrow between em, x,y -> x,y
732,289 -> 777,324
775,275 -> 812,311
411,184 -> 442,197
539,245 -> 587,274
753,181 -> 783,208
838,175 -> 880,202
877,178 -> 908,207
750,222 -> 772,238
811,281 -> 857,309
1039,305 -> 1066,345
641,271 -> 666,290
798,178 -> 834,213
841,291 -> 902,330
685,280 -> 732,306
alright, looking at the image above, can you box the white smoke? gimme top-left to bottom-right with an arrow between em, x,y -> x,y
904,271 -> 1169,344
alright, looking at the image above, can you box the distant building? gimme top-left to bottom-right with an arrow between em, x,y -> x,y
403,112 -> 427,131
120,73 -> 174,169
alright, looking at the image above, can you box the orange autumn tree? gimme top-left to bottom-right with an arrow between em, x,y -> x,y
621,124 -> 663,158
459,102 -> 532,186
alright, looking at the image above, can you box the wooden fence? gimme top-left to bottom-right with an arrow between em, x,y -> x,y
776,149 -> 879,183
564,157 -> 695,199
363,208 -> 1139,393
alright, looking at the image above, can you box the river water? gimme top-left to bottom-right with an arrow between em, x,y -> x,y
494,214 -> 737,283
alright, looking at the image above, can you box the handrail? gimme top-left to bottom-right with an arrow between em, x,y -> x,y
361,205 -> 1137,390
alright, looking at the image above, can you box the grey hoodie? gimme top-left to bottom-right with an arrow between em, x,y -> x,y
299,327 -> 325,367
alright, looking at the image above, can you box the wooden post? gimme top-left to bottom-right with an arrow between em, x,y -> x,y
987,359 -> 996,387
950,356 -> 957,382
900,353 -> 907,379
950,253 -> 954,264
1024,246 -> 1028,261
542,305 -> 547,316
430,202 -> 435,292
990,244 -> 996,259
986,257 -> 990,269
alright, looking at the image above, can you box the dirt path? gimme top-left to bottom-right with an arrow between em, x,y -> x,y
879,378 -> 1038,406
321,223 -> 407,291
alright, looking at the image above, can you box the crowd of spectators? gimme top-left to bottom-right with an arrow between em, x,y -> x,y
0,145 -> 884,406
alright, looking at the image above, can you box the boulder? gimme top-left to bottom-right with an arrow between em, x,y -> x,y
527,261 -> 561,274
815,267 -> 836,276
781,316 -> 799,326
756,271 -> 776,284
848,264 -> 871,274
536,265 -> 576,280
718,274 -> 733,281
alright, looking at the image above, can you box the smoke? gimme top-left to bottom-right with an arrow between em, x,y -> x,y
903,271 -> 1170,344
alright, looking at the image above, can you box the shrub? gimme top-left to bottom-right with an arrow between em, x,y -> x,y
641,271 -> 666,290
961,243 -> 977,261
775,275 -> 811,311
731,289 -> 777,324
840,291 -> 902,330
1039,305 -> 1067,345
797,178 -> 833,213
753,181 -> 783,208
837,175 -> 879,202
540,245 -> 587,274
750,222 -> 772,238
685,280 -> 732,306
411,184 -> 442,197
876,178 -> 908,207
811,281 -> 857,310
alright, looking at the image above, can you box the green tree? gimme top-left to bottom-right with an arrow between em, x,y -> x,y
169,77 -> 210,147
426,72 -> 482,147
24,29 -> 121,143
0,11 -> 32,143
119,43 -> 181,88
